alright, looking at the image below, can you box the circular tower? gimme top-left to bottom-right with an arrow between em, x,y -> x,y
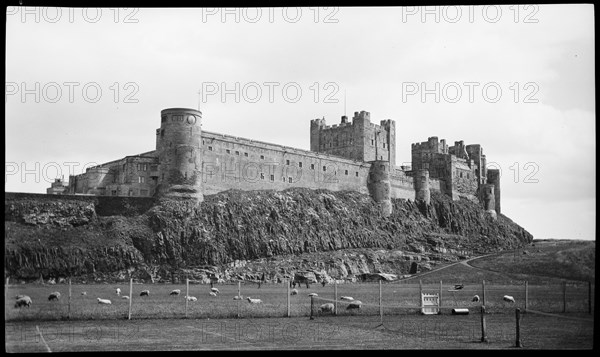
414,169 -> 431,205
481,183 -> 497,220
367,160 -> 392,217
156,108 -> 203,202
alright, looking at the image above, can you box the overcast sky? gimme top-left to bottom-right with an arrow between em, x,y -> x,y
5,5 -> 595,241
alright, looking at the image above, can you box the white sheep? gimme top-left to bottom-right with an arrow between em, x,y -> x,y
122,296 -> 130,300
340,296 -> 354,301
246,297 -> 262,304
209,292 -> 218,297
211,287 -> 220,294
81,292 -> 87,296
48,292 -> 61,301
232,295 -> 243,300
472,295 -> 480,302
503,295 -> 515,303
140,290 -> 150,297
308,293 -> 318,297
15,294 -> 26,300
290,289 -> 298,296
15,296 -> 32,308
170,289 -> 181,296
185,296 -> 198,302
346,300 -> 363,311
97,298 -> 112,305
318,303 -> 335,314
115,288 -> 121,295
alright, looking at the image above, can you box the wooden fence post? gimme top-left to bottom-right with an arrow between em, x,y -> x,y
525,281 -> 528,311
439,280 -> 443,310
287,279 -> 290,317
515,308 -> 522,347
185,278 -> 189,318
419,280 -> 423,308
237,281 -> 241,318
480,305 -> 488,343
334,279 -> 338,316
5,277 -> 9,318
379,280 -> 383,324
589,281 -> 593,314
310,296 -> 314,320
482,280 -> 486,306
128,278 -> 133,320
563,281 -> 567,313
68,278 -> 72,320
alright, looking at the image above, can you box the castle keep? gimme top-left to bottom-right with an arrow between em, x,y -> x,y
58,108 -> 501,217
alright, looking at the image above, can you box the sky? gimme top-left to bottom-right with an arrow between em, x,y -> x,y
5,5 -> 596,241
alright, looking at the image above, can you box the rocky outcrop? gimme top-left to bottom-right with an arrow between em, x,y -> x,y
4,189 -> 533,282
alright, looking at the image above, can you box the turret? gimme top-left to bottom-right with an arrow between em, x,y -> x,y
367,160 -> 392,217
487,169 -> 501,214
481,184 -> 497,220
156,108 -> 203,202
414,169 -> 431,205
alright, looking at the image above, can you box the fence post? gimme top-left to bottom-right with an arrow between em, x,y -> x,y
524,281 -> 528,311
334,279 -> 338,316
310,296 -> 314,320
482,280 -> 486,306
287,279 -> 290,317
480,305 -> 488,343
128,278 -> 132,320
439,280 -> 443,311
379,280 -> 383,325
237,281 -> 241,318
419,280 -> 423,308
515,308 -> 522,347
563,281 -> 567,313
68,278 -> 72,320
185,278 -> 189,318
589,281 -> 592,314
5,277 -> 9,318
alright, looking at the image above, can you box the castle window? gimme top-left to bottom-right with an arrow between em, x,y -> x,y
208,146 -> 213,151
143,164 -> 148,171
270,174 -> 274,181
260,173 -> 265,180
299,162 -> 302,168
329,142 -> 332,147
288,177 -> 293,183
323,166 -> 327,172
226,149 -> 231,154
371,140 -> 374,145
244,152 -> 248,157
460,172 -> 463,178
383,143 -> 386,148
139,176 -> 145,184
202,140 -> 205,145
286,160 -> 290,165
355,172 -> 359,177
260,155 -> 265,160
345,170 -> 348,175
467,173 -> 470,179
111,190 -> 117,196
310,164 -> 315,170
235,151 -> 240,155
282,177 -> 286,182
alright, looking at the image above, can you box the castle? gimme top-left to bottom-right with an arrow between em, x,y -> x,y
51,108 -> 501,218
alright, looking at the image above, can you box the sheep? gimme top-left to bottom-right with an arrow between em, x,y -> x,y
170,289 -> 181,296
122,296 -> 130,300
115,288 -> 121,295
140,290 -> 150,297
290,289 -> 298,296
15,296 -> 32,308
209,292 -> 218,297
318,303 -> 335,314
246,297 -> 262,304
340,296 -> 354,301
97,298 -> 112,305
472,295 -> 480,302
48,292 -> 60,301
185,296 -> 198,302
211,287 -> 220,294
503,295 -> 515,303
232,295 -> 243,300
81,292 -> 87,296
308,293 -> 318,297
15,294 -> 26,300
454,284 -> 464,290
346,300 -> 363,311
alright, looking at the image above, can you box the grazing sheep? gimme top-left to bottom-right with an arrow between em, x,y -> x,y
15,296 -> 32,308
122,296 -> 130,300
15,294 -> 26,300
211,287 -> 220,294
308,293 -> 318,297
97,298 -> 112,305
318,303 -> 335,314
454,284 -> 464,290
340,296 -> 354,301
48,292 -> 60,301
472,295 -> 480,302
290,289 -> 298,296
115,288 -> 121,295
170,289 -> 181,296
233,295 -> 243,300
209,292 -> 218,297
246,297 -> 262,304
140,290 -> 150,297
346,300 -> 363,311
81,292 -> 87,296
185,296 -> 198,302
503,295 -> 515,303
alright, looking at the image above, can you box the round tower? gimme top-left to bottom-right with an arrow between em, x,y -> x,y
367,160 -> 392,217
156,108 -> 203,202
414,169 -> 431,205
481,183 -> 497,220
486,169 -> 501,214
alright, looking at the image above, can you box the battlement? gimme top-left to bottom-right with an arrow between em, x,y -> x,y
411,136 -> 448,154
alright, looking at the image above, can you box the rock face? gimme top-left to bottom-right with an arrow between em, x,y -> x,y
4,189 -> 533,282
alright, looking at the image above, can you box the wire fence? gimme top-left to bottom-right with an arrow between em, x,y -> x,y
5,278 -> 594,322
